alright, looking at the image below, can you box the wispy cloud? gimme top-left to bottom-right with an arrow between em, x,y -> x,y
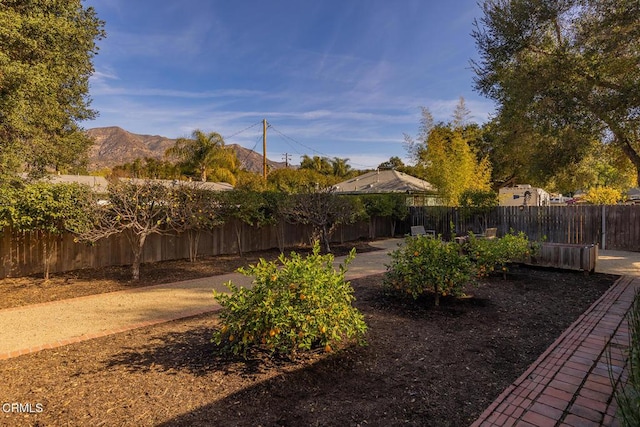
89,82 -> 270,100
83,0 -> 493,169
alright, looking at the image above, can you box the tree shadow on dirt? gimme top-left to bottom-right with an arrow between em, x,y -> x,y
104,324 -> 279,377
352,279 -> 496,321
150,341 -> 476,427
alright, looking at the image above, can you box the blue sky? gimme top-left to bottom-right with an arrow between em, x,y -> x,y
82,0 -> 495,169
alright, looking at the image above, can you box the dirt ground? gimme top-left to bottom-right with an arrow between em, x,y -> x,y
0,242 -> 619,426
0,241 -> 379,310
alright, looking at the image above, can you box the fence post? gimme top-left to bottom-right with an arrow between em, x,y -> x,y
601,204 -> 606,250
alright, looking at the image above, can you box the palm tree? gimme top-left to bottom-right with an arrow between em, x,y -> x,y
331,157 -> 352,177
165,129 -> 238,184
300,155 -> 332,175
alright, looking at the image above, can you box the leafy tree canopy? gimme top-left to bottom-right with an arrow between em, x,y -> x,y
377,156 -> 406,171
583,186 -> 623,205
299,155 -> 333,175
282,188 -> 363,253
546,142 -> 635,194
111,157 -> 182,180
267,168 -> 336,194
3,181 -> 96,279
0,0 -> 105,177
473,0 -> 640,184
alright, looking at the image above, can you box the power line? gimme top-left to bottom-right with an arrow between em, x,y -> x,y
225,120 -> 376,170
272,134 -> 301,157
268,125 -> 333,159
239,134 -> 263,167
268,123 -> 377,169
223,121 -> 263,141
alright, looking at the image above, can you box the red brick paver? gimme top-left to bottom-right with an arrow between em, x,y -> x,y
472,275 -> 639,427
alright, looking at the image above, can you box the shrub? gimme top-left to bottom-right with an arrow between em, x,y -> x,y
466,231 -> 534,278
212,243 -> 367,358
384,235 -> 474,306
583,186 -> 623,205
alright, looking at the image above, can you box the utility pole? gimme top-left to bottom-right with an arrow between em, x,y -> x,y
262,119 -> 267,179
282,153 -> 292,168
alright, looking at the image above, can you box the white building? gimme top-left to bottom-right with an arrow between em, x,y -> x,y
499,185 -> 550,207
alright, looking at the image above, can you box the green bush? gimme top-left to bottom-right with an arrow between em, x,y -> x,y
384,235 -> 474,306
466,231 -> 534,278
212,243 -> 367,358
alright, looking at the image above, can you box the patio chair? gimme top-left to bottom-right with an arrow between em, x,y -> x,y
410,226 -> 435,237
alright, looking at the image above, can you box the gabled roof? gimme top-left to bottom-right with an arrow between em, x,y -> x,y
19,174 -> 233,193
123,178 -> 234,192
333,170 -> 436,194
19,173 -> 110,193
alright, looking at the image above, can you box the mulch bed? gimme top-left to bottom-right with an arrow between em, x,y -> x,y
0,255 -> 619,426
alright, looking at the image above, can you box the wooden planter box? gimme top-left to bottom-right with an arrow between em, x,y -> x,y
524,243 -> 598,273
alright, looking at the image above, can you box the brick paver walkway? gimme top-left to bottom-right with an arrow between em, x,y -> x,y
472,275 -> 640,427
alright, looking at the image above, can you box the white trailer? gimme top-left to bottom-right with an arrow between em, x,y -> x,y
499,185 -> 550,207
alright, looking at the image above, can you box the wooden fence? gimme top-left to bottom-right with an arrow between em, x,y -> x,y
4,205 -> 638,279
409,205 -> 640,252
0,217 -> 393,279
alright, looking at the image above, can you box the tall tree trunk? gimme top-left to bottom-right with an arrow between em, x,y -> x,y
321,225 -> 331,253
369,217 -> 376,240
234,223 -> 243,256
275,220 -> 285,253
614,133 -> 640,186
187,229 -> 200,262
619,144 -> 640,186
42,232 -> 52,281
131,234 -> 146,281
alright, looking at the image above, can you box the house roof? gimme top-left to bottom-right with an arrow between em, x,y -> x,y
19,174 -> 233,193
333,170 -> 436,194
123,178 -> 234,192
19,173 -> 111,193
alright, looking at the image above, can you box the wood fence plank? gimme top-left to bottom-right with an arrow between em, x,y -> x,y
409,205 -> 640,252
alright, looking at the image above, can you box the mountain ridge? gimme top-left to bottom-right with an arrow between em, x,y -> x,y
86,126 -> 286,174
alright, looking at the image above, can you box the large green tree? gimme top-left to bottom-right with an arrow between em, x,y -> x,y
0,1 -> 105,177
165,129 -> 238,184
480,116 -> 594,188
472,0 -> 640,185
